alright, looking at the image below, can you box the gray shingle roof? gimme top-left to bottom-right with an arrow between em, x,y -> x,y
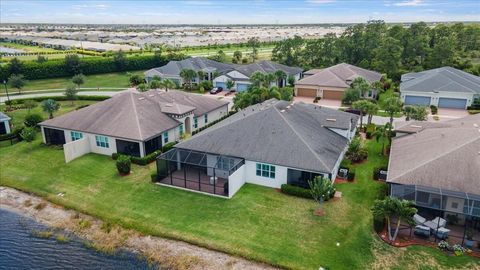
145,57 -> 233,77
176,99 -> 358,173
400,67 -> 480,94
295,63 -> 382,88
0,112 -> 11,121
387,114 -> 480,194
231,60 -> 303,77
40,90 -> 228,141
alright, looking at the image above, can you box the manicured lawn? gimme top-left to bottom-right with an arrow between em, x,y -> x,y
1,135 -> 477,269
1,71 -> 145,95
1,100 -> 98,128
0,42 -> 59,53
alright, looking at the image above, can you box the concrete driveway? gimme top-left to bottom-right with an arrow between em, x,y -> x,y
436,108 -> 470,119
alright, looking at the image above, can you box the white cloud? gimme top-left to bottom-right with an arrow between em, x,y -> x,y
393,0 -> 427,7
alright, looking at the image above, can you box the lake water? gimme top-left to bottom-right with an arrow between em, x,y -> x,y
0,208 -> 156,270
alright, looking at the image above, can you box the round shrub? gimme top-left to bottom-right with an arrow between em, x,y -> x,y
24,113 -> 44,127
116,155 -> 131,175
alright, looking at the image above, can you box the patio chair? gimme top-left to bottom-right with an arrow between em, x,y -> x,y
414,214 -> 427,225
424,217 -> 447,231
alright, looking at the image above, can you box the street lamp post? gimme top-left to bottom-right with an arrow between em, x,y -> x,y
3,80 -> 10,103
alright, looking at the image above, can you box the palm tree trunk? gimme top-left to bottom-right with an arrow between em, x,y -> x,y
392,218 -> 402,241
387,217 -> 393,241
359,112 -> 363,131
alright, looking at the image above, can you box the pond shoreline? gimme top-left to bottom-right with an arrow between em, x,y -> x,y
0,186 -> 275,270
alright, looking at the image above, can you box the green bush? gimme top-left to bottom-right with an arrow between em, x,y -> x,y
162,142 -> 177,153
116,155 -> 131,175
373,166 -> 388,180
24,113 -> 44,127
5,95 -> 109,106
373,217 -> 385,233
151,173 -> 158,182
111,149 -> 161,166
281,184 -> 312,199
347,169 -> 356,181
430,105 -> 438,115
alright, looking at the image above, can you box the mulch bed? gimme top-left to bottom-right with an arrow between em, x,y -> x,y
377,228 -> 480,258
334,177 -> 354,184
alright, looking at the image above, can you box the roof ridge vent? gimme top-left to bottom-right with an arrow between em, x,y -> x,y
280,109 -> 286,113
138,97 -> 145,100
326,118 -> 336,122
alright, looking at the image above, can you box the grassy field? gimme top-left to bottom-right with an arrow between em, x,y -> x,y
0,109 -> 477,270
1,100 -> 98,128
0,42 -> 59,53
1,71 -> 145,95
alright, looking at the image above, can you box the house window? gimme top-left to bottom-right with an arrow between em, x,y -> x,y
368,90 -> 372,97
70,131 -> 83,141
95,135 -> 109,148
179,124 -> 184,135
256,163 -> 276,179
163,132 -> 169,144
204,114 -> 208,124
193,117 -> 198,129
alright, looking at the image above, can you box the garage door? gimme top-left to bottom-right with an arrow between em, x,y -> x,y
438,98 -> 467,109
404,95 -> 431,106
297,88 -> 317,97
236,83 -> 249,92
215,82 -> 226,89
323,90 -> 343,100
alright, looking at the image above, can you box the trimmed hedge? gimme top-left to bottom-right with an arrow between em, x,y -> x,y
162,142 -> 177,153
191,110 -> 237,136
5,95 -> 109,106
116,155 -> 131,175
347,169 -> 356,181
0,54 -> 188,81
112,149 -> 161,166
281,184 -> 312,199
151,173 -> 158,182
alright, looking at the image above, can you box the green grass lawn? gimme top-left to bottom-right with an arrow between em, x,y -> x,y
1,71 -> 145,95
1,100 -> 97,128
0,42 -> 59,53
1,132 -> 477,269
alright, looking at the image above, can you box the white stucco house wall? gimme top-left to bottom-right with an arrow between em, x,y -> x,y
0,112 -> 11,135
39,90 -> 229,163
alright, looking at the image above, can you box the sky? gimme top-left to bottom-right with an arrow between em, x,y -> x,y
1,0 -> 479,24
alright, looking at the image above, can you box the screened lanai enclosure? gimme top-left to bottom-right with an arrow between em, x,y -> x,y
390,183 -> 480,249
156,148 -> 245,197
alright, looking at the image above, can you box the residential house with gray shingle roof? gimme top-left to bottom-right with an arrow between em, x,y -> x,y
155,99 -> 358,198
294,63 -> 382,100
39,90 -> 228,162
400,67 -> 480,109
145,57 -> 303,92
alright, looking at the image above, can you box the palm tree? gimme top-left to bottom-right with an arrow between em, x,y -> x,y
263,73 -> 276,88
197,70 -> 205,82
250,71 -> 265,88
372,123 -> 391,155
274,70 -> 287,87
159,79 -> 176,92
41,99 -> 60,119
352,100 -> 372,130
226,79 -> 235,91
365,102 -> 379,125
372,197 -> 417,242
383,96 -> 403,131
179,69 -> 196,90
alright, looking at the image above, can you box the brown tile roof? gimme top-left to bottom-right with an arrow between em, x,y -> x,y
387,114 -> 480,194
40,90 -> 228,141
295,63 -> 382,88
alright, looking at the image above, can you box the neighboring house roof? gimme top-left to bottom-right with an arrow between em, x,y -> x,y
176,99 -> 358,174
394,121 -> 453,134
295,63 -> 382,88
400,67 -> 480,94
0,112 -> 11,121
387,114 -> 480,194
231,60 -> 303,77
40,90 -> 228,141
145,57 -> 234,78
304,68 -> 323,76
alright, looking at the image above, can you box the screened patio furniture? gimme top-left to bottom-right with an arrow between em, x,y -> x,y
424,217 -> 447,231
414,225 -> 430,237
435,227 -> 450,240
414,214 -> 427,225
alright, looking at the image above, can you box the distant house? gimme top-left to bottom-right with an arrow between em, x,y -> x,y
155,99 -> 358,198
0,112 -> 11,135
388,114 -> 480,227
212,61 -> 303,92
294,63 -> 382,100
39,90 -> 228,162
144,57 -> 233,86
400,67 -> 480,109
145,57 -> 303,92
